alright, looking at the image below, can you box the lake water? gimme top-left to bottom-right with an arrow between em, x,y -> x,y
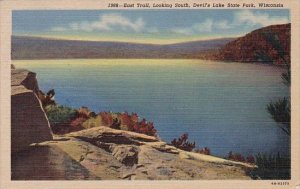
14,59 -> 290,157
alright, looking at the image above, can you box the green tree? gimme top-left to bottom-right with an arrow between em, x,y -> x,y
267,97 -> 290,136
264,31 -> 291,136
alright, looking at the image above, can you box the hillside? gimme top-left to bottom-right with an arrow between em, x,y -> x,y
211,24 -> 290,65
11,36 -> 233,59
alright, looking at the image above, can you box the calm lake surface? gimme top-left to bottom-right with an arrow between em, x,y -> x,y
14,59 -> 290,157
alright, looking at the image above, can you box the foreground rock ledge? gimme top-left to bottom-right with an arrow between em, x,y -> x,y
12,126 -> 255,180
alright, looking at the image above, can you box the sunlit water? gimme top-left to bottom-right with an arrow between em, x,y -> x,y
14,59 -> 290,157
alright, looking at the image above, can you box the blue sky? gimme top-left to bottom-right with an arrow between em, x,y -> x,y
13,9 -> 290,44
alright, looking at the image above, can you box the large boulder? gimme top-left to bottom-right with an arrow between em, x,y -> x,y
11,69 -> 39,94
11,69 -> 53,153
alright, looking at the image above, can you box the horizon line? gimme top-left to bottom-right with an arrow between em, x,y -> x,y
12,34 -> 240,45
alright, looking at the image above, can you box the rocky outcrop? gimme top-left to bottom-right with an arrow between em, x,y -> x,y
11,69 -> 40,93
212,24 -> 290,65
11,68 -> 53,153
12,126 -> 256,180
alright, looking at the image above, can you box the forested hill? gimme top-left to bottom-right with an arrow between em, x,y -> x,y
210,24 -> 290,65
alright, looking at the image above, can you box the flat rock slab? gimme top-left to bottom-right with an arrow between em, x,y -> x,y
66,126 -> 159,143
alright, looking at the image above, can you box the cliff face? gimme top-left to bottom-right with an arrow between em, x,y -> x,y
213,24 -> 290,65
11,68 -> 53,153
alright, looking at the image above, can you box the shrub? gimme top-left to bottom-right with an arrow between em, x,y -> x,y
46,108 -> 157,136
110,118 -> 121,130
98,111 -> 158,136
37,89 -> 56,107
70,117 -> 87,131
134,119 -> 157,136
99,112 -> 113,126
225,151 -> 256,164
226,151 -> 245,162
255,153 -> 290,170
251,153 -> 290,179
170,133 -> 195,152
44,105 -> 77,133
118,112 -> 132,128
77,106 -> 90,118
82,115 -> 102,129
89,111 -> 97,118
194,147 -> 211,155
118,113 -> 157,136
246,155 -> 255,164
117,112 -> 138,131
77,106 -> 96,119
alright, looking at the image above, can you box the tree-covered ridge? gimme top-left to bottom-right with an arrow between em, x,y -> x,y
214,24 -> 290,65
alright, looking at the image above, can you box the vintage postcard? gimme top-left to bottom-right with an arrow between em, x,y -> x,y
0,0 -> 299,188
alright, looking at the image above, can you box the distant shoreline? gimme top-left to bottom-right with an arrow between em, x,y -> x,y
12,58 -> 288,68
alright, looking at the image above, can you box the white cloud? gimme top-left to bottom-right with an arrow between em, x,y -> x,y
50,10 -> 289,36
51,13 -> 145,32
193,19 -> 213,32
214,20 -> 232,30
170,10 -> 289,36
235,10 -> 289,27
170,28 -> 193,35
170,19 -> 232,35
